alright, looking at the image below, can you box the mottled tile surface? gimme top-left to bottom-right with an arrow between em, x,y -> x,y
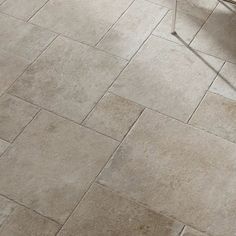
210,62 -> 236,101
98,0 -> 168,59
98,109 -> 236,236
190,92 -> 236,143
0,94 -> 39,142
84,93 -> 143,141
0,111 -> 118,223
0,13 -> 56,60
58,183 -> 184,236
0,0 -> 48,20
191,3 -> 236,63
110,36 -> 223,121
30,0 -> 134,45
0,139 -> 9,156
9,36 -> 126,123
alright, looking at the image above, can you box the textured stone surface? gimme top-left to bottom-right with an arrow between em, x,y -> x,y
182,227 -> 209,236
0,139 -> 9,156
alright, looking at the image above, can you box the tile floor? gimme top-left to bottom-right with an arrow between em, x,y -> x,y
0,0 -> 235,235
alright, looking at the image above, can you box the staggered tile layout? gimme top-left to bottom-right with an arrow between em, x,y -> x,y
0,0 -> 235,235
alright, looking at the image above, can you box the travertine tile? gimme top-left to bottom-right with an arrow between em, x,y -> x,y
0,0 -> 48,20
30,0 -> 133,45
9,36 -> 126,123
153,10 -> 204,44
0,139 -> 9,156
84,93 -> 143,141
190,92 -> 236,143
58,183 -> 184,236
191,3 -> 236,63
98,0 -> 168,59
0,49 -> 29,96
0,196 -> 60,236
110,36 -> 223,121
0,111 -> 118,223
0,13 -> 56,60
182,227 -> 209,236
0,94 -> 39,142
210,62 -> 236,101
98,109 -> 236,236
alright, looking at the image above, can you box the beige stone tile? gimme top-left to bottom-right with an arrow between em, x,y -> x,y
0,197 -> 60,236
191,3 -> 236,63
210,62 -> 236,101
58,183 -> 184,236
97,0 -> 168,59
0,49 -> 29,96
190,92 -> 236,143
0,94 -> 39,142
98,109 -> 236,236
110,36 -> 223,121
153,10 -> 204,44
30,0 -> 134,45
0,139 -> 9,156
182,227 -> 209,236
0,110 -> 118,223
0,13 -> 56,60
0,0 -> 48,20
9,36 -> 126,123
84,93 -> 143,141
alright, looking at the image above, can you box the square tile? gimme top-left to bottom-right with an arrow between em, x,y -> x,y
58,183 -> 184,236
0,13 -> 56,60
97,0 -> 168,59
0,0 -> 48,20
182,227 -> 209,236
98,109 -> 236,236
0,49 -> 29,96
190,92 -> 236,143
0,196 -> 60,236
191,3 -> 236,63
0,110 -> 118,223
9,36 -> 126,123
110,36 -> 223,121
0,139 -> 9,156
84,93 -> 143,141
30,0 -> 133,45
0,94 -> 39,142
210,62 -> 236,101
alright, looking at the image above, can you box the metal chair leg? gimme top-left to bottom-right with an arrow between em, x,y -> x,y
171,0 -> 178,34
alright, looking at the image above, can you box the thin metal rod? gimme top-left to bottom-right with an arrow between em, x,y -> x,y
171,0 -> 178,34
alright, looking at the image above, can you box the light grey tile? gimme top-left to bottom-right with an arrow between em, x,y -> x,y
0,197 -> 60,236
0,49 -> 29,96
0,0 -> 48,20
0,139 -> 9,156
84,93 -> 143,141
182,227 -> 209,236
98,0 -> 168,59
0,13 -> 56,60
110,36 -> 223,121
0,94 -> 39,142
0,110 -> 118,223
98,109 -> 236,236
190,92 -> 236,143
191,3 -> 236,63
9,36 -> 126,123
58,183 -> 184,236
210,62 -> 236,101
30,0 -> 134,45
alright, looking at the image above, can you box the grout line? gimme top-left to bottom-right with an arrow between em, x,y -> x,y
27,0 -> 50,22
0,0 -> 7,6
0,193 -> 62,226
179,225 -> 186,236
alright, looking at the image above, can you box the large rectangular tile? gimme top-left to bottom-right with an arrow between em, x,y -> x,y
58,183 -> 184,236
0,110 -> 118,223
0,196 -> 60,236
190,92 -> 236,143
97,0 -> 168,59
30,0 -> 133,45
0,49 -> 29,96
0,13 -> 56,60
0,94 -> 39,142
191,3 -> 236,63
0,0 -> 48,20
9,36 -> 126,123
98,109 -> 236,236
210,62 -> 236,101
110,36 -> 223,121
